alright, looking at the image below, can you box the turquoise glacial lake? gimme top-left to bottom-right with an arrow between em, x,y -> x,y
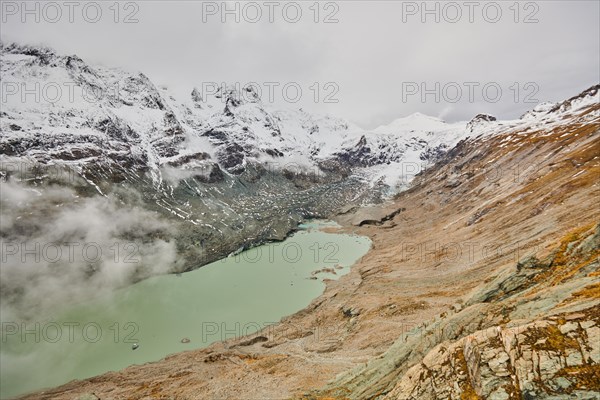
0,221 -> 371,398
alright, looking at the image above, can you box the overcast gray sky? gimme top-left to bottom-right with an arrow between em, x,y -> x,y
1,0 -> 598,128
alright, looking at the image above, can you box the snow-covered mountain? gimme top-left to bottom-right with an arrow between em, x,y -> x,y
1,41 -> 598,274
2,42 -> 599,185
0,42 -> 472,190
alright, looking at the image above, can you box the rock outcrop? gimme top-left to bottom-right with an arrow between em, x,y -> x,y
382,225 -> 600,400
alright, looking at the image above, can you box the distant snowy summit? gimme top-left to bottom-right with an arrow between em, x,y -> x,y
374,112 -> 452,134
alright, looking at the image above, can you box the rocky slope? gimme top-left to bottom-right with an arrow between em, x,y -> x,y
319,227 -> 599,400
314,87 -> 600,400
13,84 -> 599,399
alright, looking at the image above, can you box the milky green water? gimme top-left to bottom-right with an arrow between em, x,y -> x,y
0,221 -> 370,398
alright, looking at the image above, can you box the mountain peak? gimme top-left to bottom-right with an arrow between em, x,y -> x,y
466,113 -> 497,132
372,112 -> 448,135
406,111 -> 441,120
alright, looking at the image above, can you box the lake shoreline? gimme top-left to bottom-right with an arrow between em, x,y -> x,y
2,219 -> 371,399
